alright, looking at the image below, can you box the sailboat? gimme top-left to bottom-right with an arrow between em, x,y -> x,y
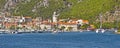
36,17 -> 43,33
96,13 -> 105,33
10,17 -> 18,34
114,10 -> 120,33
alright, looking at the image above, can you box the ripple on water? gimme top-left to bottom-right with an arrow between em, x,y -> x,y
0,32 -> 120,48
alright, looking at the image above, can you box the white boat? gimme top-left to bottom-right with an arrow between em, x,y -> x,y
96,29 -> 105,33
11,31 -> 18,34
96,13 -> 105,33
5,30 -> 18,34
114,29 -> 118,33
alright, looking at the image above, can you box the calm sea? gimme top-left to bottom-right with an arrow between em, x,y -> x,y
0,32 -> 120,48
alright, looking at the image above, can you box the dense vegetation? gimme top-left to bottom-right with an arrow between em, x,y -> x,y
13,0 -> 64,19
10,0 -> 118,19
0,0 -> 120,28
0,0 -> 6,11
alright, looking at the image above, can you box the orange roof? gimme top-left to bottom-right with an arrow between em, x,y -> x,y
83,20 -> 89,24
41,21 -> 77,25
51,22 -> 57,25
58,22 -> 77,25
0,16 -> 2,18
4,22 -> 17,26
57,21 -> 77,25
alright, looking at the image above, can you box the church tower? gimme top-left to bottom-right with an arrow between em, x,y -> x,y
52,11 -> 59,23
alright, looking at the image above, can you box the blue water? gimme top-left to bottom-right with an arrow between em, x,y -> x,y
0,32 -> 120,48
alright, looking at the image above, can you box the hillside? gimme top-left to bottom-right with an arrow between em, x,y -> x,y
0,0 -> 6,11
0,0 -> 120,22
0,0 -> 117,18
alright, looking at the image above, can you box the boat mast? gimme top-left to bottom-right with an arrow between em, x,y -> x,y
99,4 -> 104,29
99,13 -> 103,29
115,0 -> 120,30
38,17 -> 41,31
1,12 -> 5,30
116,9 -> 120,30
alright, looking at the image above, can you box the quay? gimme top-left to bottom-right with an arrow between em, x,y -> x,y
0,28 -> 117,34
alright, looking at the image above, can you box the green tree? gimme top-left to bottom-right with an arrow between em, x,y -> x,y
16,27 -> 22,29
9,25 -> 15,30
80,24 -> 89,30
44,26 -> 47,30
60,26 -> 65,31
67,27 -> 73,31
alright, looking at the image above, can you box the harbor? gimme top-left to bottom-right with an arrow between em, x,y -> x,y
0,0 -> 120,48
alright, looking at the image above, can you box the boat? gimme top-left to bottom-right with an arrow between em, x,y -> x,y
96,29 -> 105,33
11,31 -> 18,34
5,30 -> 18,34
115,30 -> 120,34
114,29 -> 120,34
0,29 -> 6,34
115,29 -> 118,33
33,30 -> 43,33
95,13 -> 105,33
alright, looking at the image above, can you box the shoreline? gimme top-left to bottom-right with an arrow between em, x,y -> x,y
0,29 -> 116,34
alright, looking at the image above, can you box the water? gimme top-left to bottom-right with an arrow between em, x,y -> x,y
0,32 -> 120,48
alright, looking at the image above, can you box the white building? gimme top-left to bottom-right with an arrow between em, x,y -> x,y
58,24 -> 78,31
52,11 -> 59,23
40,24 -> 51,30
77,19 -> 83,25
